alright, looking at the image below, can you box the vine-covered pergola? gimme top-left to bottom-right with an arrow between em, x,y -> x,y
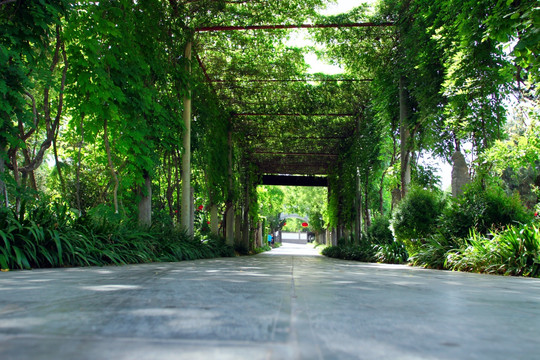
196,22 -> 391,176
179,20 -> 395,244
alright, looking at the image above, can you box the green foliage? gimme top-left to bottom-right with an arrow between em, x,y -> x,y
446,223 -> 540,277
480,117 -> 540,208
252,244 -> 272,254
0,0 -> 67,143
0,199 -> 233,270
322,242 -> 376,262
411,161 -> 442,191
440,180 -> 532,239
322,240 -> 408,264
257,185 -> 327,233
484,0 -> 540,95
390,186 -> 446,243
367,215 -> 393,245
373,241 -> 409,264
409,232 -> 462,270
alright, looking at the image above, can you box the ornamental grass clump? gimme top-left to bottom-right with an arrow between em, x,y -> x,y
409,232 -> 462,270
0,199 -> 234,270
446,223 -> 540,277
373,241 -> 409,264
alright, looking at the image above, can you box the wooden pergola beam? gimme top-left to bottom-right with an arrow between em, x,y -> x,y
196,22 -> 394,32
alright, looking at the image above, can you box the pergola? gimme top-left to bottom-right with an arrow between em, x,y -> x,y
195,22 -> 391,177
180,19 -> 394,238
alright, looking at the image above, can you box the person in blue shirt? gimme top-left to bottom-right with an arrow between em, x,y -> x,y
267,233 -> 273,246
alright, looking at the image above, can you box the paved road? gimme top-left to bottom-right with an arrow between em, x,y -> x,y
1,243 -> 539,359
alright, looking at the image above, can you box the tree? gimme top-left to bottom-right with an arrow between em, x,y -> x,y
0,0 -> 68,211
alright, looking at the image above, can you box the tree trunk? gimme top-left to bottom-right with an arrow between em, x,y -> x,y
165,153 -> 174,220
103,118 -> 119,213
53,127 -> 66,195
138,171 -> 152,227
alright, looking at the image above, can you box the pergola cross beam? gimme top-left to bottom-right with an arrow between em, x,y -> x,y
195,22 -> 394,32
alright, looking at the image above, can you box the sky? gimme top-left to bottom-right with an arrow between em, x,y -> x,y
298,0 -> 377,74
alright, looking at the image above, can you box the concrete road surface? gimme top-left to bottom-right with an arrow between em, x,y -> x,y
1,243 -> 539,359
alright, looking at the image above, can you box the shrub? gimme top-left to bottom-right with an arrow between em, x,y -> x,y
367,215 -> 394,245
373,241 -> 409,264
322,240 -> 408,265
321,245 -> 342,258
409,232 -> 462,270
440,180 -> 532,239
390,186 -> 446,252
496,223 -> 540,277
446,224 -> 540,277
322,242 -> 376,262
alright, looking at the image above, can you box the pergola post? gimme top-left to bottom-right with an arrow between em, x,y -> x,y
399,76 -> 411,199
354,169 -> 362,244
181,40 -> 193,235
241,171 -> 251,251
210,204 -> 219,235
234,213 -> 242,247
225,130 -> 235,246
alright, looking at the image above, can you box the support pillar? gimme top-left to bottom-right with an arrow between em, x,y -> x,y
234,213 -> 242,247
181,41 -> 193,235
354,170 -> 361,243
210,204 -> 219,235
242,188 -> 250,252
225,130 -> 235,245
399,76 -> 411,199
189,186 -> 194,236
256,222 -> 263,248
0,152 -> 7,207
226,205 -> 234,246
